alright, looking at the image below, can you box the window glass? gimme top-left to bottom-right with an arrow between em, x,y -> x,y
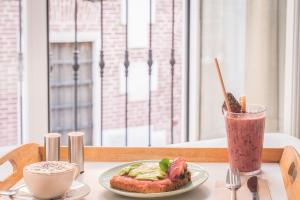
49,42 -> 93,144
0,0 -> 22,147
199,0 -> 286,139
48,0 -> 286,144
48,0 -> 184,146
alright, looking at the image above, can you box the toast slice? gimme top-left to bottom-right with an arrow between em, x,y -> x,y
110,158 -> 191,193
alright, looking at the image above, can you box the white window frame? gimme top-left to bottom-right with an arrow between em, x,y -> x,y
185,0 -> 201,142
283,0 -> 300,137
22,0 -> 48,144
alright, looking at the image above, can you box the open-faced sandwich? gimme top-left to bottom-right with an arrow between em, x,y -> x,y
110,157 -> 191,193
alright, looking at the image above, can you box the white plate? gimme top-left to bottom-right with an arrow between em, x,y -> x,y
12,180 -> 90,200
99,160 -> 209,198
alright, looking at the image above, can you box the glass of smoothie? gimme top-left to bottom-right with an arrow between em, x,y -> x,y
224,104 -> 266,175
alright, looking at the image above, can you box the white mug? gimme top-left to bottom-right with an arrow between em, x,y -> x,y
23,161 -> 79,199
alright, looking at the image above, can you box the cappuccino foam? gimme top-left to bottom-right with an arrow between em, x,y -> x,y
25,161 -> 74,174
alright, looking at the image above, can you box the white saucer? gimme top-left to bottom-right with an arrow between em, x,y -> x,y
13,180 -> 90,200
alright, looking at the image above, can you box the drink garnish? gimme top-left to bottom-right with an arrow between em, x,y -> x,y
222,93 -> 242,113
239,95 -> 246,113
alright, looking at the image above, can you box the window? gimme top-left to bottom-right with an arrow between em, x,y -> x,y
198,0 -> 287,139
47,0 -> 290,145
0,0 -> 22,147
49,42 -> 94,144
48,0 -> 185,146
1,0 -> 298,147
119,62 -> 158,101
121,0 -> 156,48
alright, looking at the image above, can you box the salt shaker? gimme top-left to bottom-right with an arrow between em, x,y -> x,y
44,133 -> 61,161
68,132 -> 84,173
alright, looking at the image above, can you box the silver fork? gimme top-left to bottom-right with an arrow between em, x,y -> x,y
226,168 -> 241,200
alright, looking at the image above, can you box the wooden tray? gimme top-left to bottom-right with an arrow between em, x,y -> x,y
0,144 -> 299,199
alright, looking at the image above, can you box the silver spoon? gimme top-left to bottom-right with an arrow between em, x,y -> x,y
0,184 -> 26,196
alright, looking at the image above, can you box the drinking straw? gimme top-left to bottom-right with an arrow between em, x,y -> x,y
214,58 -> 231,112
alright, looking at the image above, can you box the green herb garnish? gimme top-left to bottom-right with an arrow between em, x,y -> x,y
159,158 -> 171,172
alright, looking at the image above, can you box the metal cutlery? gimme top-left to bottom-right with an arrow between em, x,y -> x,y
226,168 -> 241,200
247,176 -> 259,200
0,184 -> 25,196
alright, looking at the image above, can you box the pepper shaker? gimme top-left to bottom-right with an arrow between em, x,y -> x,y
68,132 -> 84,173
44,133 -> 61,161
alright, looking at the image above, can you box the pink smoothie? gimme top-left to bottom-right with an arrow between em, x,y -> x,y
225,107 -> 265,173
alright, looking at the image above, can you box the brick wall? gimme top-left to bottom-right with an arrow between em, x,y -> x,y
0,0 -> 184,146
49,0 -> 184,144
0,0 -> 19,146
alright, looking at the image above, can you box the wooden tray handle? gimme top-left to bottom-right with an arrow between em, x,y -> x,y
280,146 -> 300,200
0,143 -> 40,190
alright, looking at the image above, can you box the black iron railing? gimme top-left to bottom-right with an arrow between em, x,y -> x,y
48,0 -> 179,146
147,0 -> 153,147
170,0 -> 175,144
73,0 -> 80,131
99,0 -> 105,146
18,0 -> 24,143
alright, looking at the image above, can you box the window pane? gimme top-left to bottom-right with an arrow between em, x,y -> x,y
0,0 -> 22,147
200,0 -> 285,139
49,42 -> 93,144
48,0 -> 185,146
